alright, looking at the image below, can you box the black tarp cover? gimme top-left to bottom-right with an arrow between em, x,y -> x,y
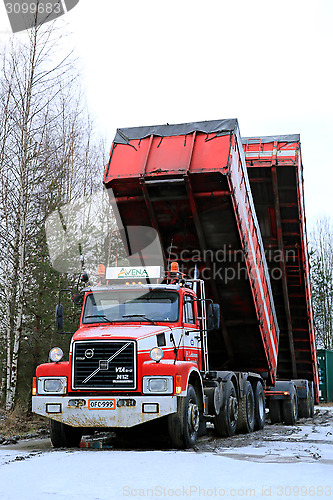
113,119 -> 239,145
242,134 -> 300,144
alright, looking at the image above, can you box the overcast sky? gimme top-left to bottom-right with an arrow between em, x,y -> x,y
1,0 -> 332,226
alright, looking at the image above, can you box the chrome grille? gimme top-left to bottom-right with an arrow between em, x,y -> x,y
72,340 -> 136,390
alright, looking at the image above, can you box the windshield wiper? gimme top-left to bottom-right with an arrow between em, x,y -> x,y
85,314 -> 113,324
122,314 -> 155,325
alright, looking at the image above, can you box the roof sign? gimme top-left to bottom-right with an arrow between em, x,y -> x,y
105,266 -> 161,280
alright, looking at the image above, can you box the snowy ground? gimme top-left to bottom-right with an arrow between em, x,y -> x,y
0,407 -> 332,500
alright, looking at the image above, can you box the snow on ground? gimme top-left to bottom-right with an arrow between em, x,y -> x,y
0,449 -> 332,500
210,407 -> 333,465
0,407 -> 332,500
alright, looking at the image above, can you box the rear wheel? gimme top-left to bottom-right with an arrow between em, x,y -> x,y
237,381 -> 255,434
269,400 -> 282,424
298,398 -> 310,419
298,381 -> 311,418
253,381 -> 265,430
50,419 -> 83,448
168,384 -> 200,449
214,381 -> 238,437
309,382 -> 315,418
282,385 -> 298,425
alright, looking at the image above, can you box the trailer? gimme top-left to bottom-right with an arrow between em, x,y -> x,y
242,135 -> 318,418
32,119 -> 318,448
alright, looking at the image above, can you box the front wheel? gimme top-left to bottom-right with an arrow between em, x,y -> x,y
50,419 -> 83,448
168,384 -> 200,449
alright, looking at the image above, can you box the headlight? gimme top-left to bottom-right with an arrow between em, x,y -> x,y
150,347 -> 163,362
143,376 -> 173,394
37,377 -> 67,395
44,379 -> 62,392
49,347 -> 64,363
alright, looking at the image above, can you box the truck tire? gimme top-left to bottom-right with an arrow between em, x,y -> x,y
298,397 -> 310,419
282,386 -> 298,425
298,381 -> 311,418
214,380 -> 238,437
168,384 -> 200,449
269,400 -> 282,424
50,419 -> 83,448
309,382 -> 315,418
236,381 -> 255,434
253,381 -> 265,430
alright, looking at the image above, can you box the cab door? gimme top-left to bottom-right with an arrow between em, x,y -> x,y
183,294 -> 201,369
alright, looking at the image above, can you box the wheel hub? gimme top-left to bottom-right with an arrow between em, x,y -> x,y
188,402 -> 200,433
230,396 -> 238,422
258,396 -> 265,419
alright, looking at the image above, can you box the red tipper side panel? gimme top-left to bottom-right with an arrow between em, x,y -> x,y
104,121 -> 279,384
243,136 -> 319,400
228,135 -> 279,383
105,133 -> 230,181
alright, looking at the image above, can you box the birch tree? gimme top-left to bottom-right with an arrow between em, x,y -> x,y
0,23 -> 86,410
21,88 -> 105,386
310,217 -> 333,350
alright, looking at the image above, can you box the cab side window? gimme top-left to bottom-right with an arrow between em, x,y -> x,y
183,295 -> 195,324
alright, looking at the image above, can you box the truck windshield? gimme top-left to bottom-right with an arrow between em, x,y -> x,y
82,290 -> 180,324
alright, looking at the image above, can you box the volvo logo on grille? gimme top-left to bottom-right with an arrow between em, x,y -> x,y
85,349 -> 94,359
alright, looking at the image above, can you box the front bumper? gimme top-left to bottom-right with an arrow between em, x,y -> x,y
32,395 -> 177,428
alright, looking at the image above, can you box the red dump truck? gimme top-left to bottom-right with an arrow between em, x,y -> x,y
32,119 -> 318,448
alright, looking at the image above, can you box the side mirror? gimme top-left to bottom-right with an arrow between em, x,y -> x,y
55,304 -> 64,332
207,303 -> 220,331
